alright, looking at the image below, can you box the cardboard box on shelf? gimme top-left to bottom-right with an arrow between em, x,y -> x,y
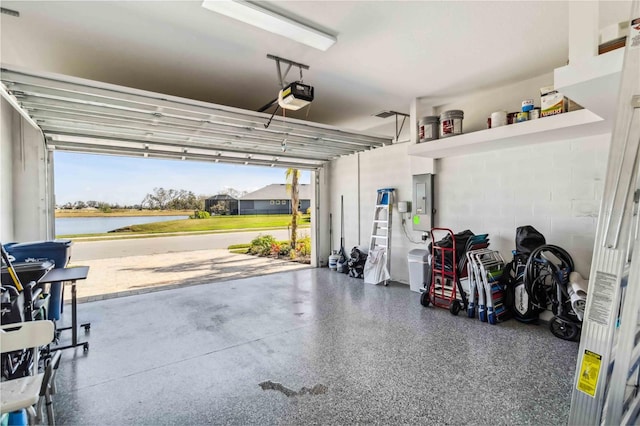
540,86 -> 567,117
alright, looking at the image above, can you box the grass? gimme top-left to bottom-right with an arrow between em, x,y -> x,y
114,214 -> 310,234
56,214 -> 311,238
56,209 -> 194,218
229,248 -> 249,254
228,243 -> 251,250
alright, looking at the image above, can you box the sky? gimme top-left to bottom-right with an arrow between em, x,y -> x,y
54,152 -> 311,206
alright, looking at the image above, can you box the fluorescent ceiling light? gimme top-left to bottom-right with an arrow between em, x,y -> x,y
201,0 -> 336,51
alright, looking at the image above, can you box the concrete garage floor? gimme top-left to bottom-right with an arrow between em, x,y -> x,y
53,268 -> 578,425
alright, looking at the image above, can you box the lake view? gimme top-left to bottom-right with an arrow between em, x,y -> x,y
55,215 -> 189,235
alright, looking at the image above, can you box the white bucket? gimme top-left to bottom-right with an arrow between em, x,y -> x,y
439,110 -> 464,138
418,116 -> 439,143
490,111 -> 507,128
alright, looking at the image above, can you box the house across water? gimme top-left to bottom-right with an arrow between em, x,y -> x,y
205,184 -> 311,215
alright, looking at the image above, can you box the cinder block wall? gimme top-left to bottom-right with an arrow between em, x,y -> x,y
328,133 -> 610,284
328,67 -> 612,284
435,133 -> 609,277
328,143 -> 431,284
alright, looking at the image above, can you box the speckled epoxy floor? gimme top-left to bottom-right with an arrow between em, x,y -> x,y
53,268 -> 578,425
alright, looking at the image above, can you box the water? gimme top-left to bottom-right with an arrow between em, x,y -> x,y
55,215 -> 189,235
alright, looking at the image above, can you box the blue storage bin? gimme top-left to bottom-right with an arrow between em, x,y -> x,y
3,240 -> 73,321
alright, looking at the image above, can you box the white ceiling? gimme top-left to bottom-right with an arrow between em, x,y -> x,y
0,1 -> 633,137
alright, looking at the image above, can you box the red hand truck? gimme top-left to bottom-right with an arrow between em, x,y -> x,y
420,227 -> 468,315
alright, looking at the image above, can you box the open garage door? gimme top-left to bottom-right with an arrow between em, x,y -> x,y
0,65 -> 392,266
0,65 -> 390,169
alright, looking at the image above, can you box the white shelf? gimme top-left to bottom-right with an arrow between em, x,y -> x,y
407,109 -> 610,159
554,49 -> 624,120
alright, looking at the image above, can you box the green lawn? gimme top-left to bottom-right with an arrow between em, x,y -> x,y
109,214 -> 310,234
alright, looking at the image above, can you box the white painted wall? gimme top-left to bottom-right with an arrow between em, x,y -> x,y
435,134 -> 608,277
328,143 -> 433,284
328,131 -> 609,285
326,69 -> 612,287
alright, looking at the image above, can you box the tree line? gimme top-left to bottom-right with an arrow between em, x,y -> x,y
57,187 -> 247,211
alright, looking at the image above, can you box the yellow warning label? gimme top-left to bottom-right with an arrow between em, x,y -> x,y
577,350 -> 602,397
282,87 -> 291,97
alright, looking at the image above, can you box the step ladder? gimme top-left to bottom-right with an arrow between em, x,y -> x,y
568,4 -> 640,424
369,188 -> 395,286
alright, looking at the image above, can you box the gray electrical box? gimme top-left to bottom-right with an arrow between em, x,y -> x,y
412,173 -> 434,231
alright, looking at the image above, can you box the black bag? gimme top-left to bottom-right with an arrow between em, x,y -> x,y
428,229 -> 475,271
503,226 -> 547,323
347,247 -> 367,279
515,225 -> 546,256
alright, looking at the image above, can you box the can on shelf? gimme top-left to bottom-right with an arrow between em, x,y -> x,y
516,111 -> 529,123
418,116 -> 439,143
490,111 -> 507,128
522,99 -> 534,112
439,110 -> 464,138
529,108 -> 541,120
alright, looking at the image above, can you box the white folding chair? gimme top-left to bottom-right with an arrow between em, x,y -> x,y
0,321 -> 55,425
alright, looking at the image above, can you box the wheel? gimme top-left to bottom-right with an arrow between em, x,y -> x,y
83,343 -> 89,352
420,291 -> 431,307
84,325 -> 91,331
549,316 -> 579,341
449,300 -> 461,316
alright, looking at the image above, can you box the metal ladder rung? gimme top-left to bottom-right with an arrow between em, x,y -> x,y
621,392 -> 640,425
627,343 -> 640,379
375,204 -> 389,208
372,235 -> 387,239
373,220 -> 388,223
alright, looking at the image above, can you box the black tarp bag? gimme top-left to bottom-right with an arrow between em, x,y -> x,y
348,247 -> 367,279
428,229 -> 475,271
515,225 -> 546,256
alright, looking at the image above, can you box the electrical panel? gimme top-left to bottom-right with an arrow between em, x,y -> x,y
412,174 -> 434,231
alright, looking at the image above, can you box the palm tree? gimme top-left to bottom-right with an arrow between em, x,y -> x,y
285,168 -> 300,249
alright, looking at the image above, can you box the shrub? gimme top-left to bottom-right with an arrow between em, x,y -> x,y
306,207 -> 311,214
295,236 -> 311,257
249,234 -> 276,256
268,241 -> 293,258
278,243 -> 292,257
190,210 -> 211,219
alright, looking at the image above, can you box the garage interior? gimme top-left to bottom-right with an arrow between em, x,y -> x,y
1,1 -> 639,424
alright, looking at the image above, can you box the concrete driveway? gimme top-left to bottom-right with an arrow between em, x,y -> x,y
72,229 -> 300,260
64,231 -> 311,302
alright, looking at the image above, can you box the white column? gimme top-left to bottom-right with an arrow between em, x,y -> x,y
311,166 -> 330,267
568,1 -> 599,65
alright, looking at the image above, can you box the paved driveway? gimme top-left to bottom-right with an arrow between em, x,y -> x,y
65,231 -> 312,302
69,248 -> 309,303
